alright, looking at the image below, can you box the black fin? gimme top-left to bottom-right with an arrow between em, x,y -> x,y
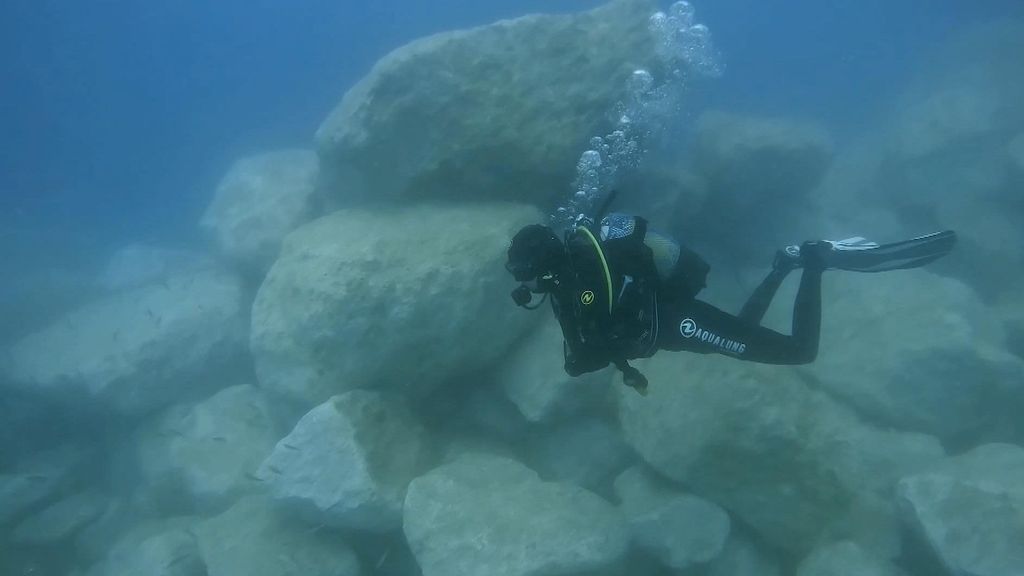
824,230 -> 957,272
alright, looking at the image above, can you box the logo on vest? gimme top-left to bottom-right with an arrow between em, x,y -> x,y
679,318 -> 746,355
580,290 -> 596,306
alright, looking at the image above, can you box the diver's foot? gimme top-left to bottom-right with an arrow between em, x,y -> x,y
799,241 -> 833,272
773,244 -> 806,272
774,241 -> 834,272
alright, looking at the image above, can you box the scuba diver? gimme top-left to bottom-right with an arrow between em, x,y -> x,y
505,194 -> 957,394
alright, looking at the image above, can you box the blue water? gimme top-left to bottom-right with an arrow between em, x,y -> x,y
2,0 -> 1020,255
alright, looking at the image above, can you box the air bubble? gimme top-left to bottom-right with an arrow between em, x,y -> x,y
553,2 -> 722,227
669,1 -> 695,26
629,69 -> 655,95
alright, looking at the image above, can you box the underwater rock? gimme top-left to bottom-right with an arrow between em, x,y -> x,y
259,390 -> 430,532
195,496 -> 362,576
75,498 -> 147,564
11,490 -> 109,545
530,417 -> 634,493
97,244 -> 218,293
138,385 -> 280,512
613,465 -> 730,571
250,203 -> 542,405
201,150 -> 320,272
691,111 -> 832,258
0,263 -> 97,349
2,269 -> 247,416
619,354 -> 944,557
803,270 -> 1024,443
896,443 -> 1024,576
796,541 -> 907,576
458,380 -> 532,442
0,444 -> 90,526
499,321 -> 614,423
86,517 -> 206,576
704,532 -> 783,576
889,19 -> 1024,163
403,454 -> 629,576
861,21 -> 1024,302
890,85 -> 1002,161
315,0 -> 657,205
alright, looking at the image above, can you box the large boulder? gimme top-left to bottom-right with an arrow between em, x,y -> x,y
0,444 -> 91,527
258,391 -> 431,532
315,0 -> 657,205
704,532 -> 783,576
201,150 -> 320,272
403,454 -> 629,576
619,354 -> 944,557
195,496 -> 362,576
862,21 -> 1024,301
529,418 -> 634,493
96,244 -> 218,293
690,111 -> 832,260
11,490 -> 109,545
250,203 -> 542,405
613,465 -> 730,571
2,269 -> 246,416
138,385 -> 281,512
802,270 -> 1024,443
896,443 -> 1024,576
796,541 -> 907,576
84,517 -> 205,576
498,321 -> 614,423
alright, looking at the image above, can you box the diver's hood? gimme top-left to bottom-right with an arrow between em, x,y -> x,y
506,224 -> 564,282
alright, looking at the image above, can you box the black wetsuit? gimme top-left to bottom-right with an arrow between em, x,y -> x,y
550,214 -> 821,376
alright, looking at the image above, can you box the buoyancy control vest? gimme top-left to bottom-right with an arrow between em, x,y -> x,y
559,213 -> 709,362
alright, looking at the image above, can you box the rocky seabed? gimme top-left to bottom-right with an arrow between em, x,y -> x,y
3,2 -> 1024,575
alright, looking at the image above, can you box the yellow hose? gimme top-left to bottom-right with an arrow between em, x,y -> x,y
576,226 -> 613,314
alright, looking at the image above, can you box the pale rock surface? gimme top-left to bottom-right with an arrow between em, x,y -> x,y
86,517 -> 205,576
897,443 -> 1024,576
797,541 -> 907,576
613,465 -> 730,570
315,0 -> 657,205
499,321 -> 614,423
138,385 -> 280,511
691,111 -> 833,257
890,85 -> 1001,160
531,418 -> 634,492
195,496 -> 362,576
619,354 -> 944,556
403,454 -> 629,576
803,270 -> 1024,442
863,21 -> 1024,301
704,532 -> 783,576
0,444 -> 90,526
11,490 -> 109,545
97,244 -> 217,292
250,203 -> 542,405
201,149 -> 319,270
259,390 -> 430,532
2,269 -> 246,416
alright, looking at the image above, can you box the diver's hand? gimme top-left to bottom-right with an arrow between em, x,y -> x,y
616,361 -> 648,396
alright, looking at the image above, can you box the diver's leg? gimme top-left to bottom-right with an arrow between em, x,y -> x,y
789,267 -> 822,363
738,267 -> 790,325
737,248 -> 800,324
660,247 -> 825,365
